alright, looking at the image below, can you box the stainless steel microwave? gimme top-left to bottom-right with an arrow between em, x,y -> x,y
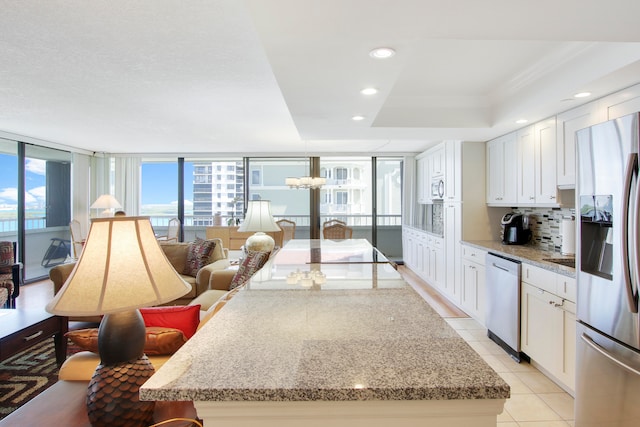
431,177 -> 444,199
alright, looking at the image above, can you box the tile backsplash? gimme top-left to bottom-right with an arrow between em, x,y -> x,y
511,207 -> 576,253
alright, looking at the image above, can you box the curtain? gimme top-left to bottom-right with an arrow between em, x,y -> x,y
114,157 -> 141,215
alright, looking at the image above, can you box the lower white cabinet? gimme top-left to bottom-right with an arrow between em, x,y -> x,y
460,245 -> 486,324
402,227 -> 443,289
520,270 -> 576,394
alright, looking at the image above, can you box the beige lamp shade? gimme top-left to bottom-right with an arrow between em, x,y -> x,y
238,200 -> 281,232
46,216 -> 191,316
90,194 -> 123,210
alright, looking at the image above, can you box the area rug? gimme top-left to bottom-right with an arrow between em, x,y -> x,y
0,340 -> 59,420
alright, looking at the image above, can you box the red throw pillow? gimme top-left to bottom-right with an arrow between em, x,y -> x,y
140,305 -> 201,339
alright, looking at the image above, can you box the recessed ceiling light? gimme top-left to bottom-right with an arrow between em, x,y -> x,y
515,119 -> 528,124
361,87 -> 378,95
352,115 -> 365,121
369,47 -> 395,59
574,92 -> 592,98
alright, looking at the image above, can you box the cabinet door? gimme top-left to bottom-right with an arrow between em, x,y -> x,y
517,125 -> 536,204
461,259 -> 486,324
521,283 -> 562,371
416,157 -> 428,203
486,133 -> 517,204
444,203 -> 461,303
445,140 -> 461,201
430,146 -> 445,177
556,103 -> 605,188
486,138 -> 504,203
558,307 -> 576,391
534,117 -> 558,204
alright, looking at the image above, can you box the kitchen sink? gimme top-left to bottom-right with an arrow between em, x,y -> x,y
542,258 -> 576,268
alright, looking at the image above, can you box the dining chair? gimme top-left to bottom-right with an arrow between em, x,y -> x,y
156,218 -> 181,243
276,219 -> 296,246
0,241 -> 21,308
69,219 -> 86,259
322,223 -> 353,240
322,219 -> 346,229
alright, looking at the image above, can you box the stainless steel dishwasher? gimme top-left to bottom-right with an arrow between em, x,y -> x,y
485,252 -> 522,362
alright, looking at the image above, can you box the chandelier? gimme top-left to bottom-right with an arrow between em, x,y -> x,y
286,269 -> 327,287
285,176 -> 326,189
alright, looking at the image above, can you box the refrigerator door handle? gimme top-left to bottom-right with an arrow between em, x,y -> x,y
581,333 -> 640,376
621,153 -> 639,313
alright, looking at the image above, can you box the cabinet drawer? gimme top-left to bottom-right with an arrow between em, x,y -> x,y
429,236 -> 444,249
522,263 -> 557,294
556,275 -> 576,303
1,318 -> 59,357
462,245 -> 487,264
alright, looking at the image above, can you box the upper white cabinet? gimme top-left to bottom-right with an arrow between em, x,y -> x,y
516,125 -> 536,204
534,117 -> 559,204
430,145 -> 445,177
444,140 -> 462,201
601,83 -> 640,121
556,103 -> 604,188
516,119 -> 558,206
416,156 -> 429,204
486,132 -> 517,205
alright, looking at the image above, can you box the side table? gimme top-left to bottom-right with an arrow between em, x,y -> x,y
0,309 -> 68,367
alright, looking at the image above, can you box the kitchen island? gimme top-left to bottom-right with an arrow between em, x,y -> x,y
141,239 -> 509,426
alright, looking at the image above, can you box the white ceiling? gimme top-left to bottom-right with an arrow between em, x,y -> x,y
1,0 -> 640,155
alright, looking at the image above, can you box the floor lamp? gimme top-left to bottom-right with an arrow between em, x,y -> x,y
46,216 -> 192,427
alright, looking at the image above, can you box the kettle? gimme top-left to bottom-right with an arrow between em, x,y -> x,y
501,213 -> 532,245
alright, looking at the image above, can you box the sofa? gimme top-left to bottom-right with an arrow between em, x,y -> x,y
49,238 -> 231,322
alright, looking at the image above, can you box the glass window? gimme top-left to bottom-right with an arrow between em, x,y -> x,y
336,191 -> 348,204
335,167 -> 348,181
141,161 -> 179,226
247,158 -> 311,238
24,144 -> 72,280
0,139 -> 18,261
251,169 -> 261,185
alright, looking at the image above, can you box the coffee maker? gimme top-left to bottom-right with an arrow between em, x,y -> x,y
501,212 -> 532,245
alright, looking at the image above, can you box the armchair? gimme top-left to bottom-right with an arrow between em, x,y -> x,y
0,241 -> 22,308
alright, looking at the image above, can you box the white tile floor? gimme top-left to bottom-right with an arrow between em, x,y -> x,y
445,318 -> 575,427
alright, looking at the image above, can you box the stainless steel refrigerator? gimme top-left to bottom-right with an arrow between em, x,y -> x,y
575,112 -> 640,426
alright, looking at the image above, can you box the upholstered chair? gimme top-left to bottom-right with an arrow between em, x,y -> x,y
0,241 -> 21,308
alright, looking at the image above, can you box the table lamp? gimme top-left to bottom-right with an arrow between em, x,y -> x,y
237,200 -> 281,253
46,216 -> 192,427
90,194 -> 123,217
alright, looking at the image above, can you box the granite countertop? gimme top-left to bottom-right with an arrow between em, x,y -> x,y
140,284 -> 509,402
462,240 -> 576,278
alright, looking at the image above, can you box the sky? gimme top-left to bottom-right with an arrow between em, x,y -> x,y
141,162 -> 193,205
0,154 -> 46,209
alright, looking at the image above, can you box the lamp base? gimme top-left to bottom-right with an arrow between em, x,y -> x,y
87,310 -> 155,427
87,356 -> 155,427
245,231 -> 275,253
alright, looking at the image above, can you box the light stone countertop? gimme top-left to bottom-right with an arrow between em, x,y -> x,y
462,240 -> 576,278
140,282 -> 510,402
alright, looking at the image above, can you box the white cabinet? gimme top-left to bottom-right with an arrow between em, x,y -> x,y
427,234 -> 444,289
516,125 -> 536,204
486,132 -> 517,205
516,118 -> 559,206
402,227 -> 442,287
520,263 -> 576,394
556,103 -> 605,188
534,117 -> 559,204
460,245 -> 486,324
444,140 -> 462,201
601,82 -> 640,121
416,156 -> 429,204
444,202 -> 461,304
430,145 -> 445,177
